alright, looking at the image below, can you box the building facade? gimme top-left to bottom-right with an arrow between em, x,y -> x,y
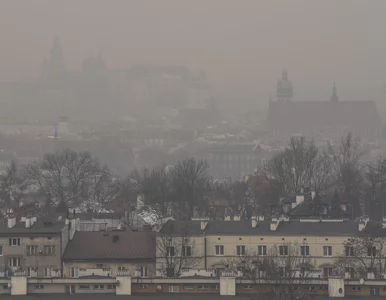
0,217 -> 69,278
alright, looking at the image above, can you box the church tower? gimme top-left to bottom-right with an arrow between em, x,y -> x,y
48,36 -> 65,74
330,82 -> 339,102
276,69 -> 293,101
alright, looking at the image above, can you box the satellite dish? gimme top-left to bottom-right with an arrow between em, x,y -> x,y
157,285 -> 162,291
359,278 -> 364,285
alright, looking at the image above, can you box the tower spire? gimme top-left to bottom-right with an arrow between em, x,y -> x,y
49,36 -> 65,73
330,81 -> 338,102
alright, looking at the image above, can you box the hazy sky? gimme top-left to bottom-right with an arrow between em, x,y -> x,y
1,0 -> 386,110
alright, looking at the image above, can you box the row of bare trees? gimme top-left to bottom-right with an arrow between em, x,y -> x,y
0,150 -> 121,211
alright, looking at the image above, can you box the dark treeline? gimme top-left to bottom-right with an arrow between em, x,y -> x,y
1,133 -> 385,221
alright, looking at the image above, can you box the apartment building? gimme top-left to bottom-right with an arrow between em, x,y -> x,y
63,230 -> 156,278
0,217 -> 69,277
157,217 -> 386,278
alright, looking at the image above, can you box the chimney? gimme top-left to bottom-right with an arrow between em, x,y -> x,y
7,217 -> 16,229
234,215 -> 241,221
201,221 -> 208,230
224,216 -> 231,221
252,218 -> 257,228
25,218 -> 31,228
270,221 -> 278,231
358,217 -> 369,232
283,203 -> 291,213
311,191 -> 316,200
340,202 -> 347,212
382,217 -> 386,229
296,195 -> 305,206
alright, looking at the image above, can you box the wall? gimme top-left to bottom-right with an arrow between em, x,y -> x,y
196,234 -> 346,270
63,261 -> 155,278
0,234 -> 63,277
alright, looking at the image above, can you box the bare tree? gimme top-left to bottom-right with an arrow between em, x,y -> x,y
328,133 -> 365,216
225,242 -> 317,300
133,165 -> 174,222
0,161 -> 25,209
157,221 -> 201,278
334,227 -> 386,280
266,136 -> 325,197
171,157 -> 211,219
23,149 -> 117,210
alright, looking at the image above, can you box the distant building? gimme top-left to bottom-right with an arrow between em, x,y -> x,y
276,69 -> 293,102
268,79 -> 382,138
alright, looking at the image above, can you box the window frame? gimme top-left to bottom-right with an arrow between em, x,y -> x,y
258,245 -> 267,256
215,245 -> 224,256
279,245 -> 289,256
300,245 -> 310,256
323,246 -> 332,257
236,245 -> 246,256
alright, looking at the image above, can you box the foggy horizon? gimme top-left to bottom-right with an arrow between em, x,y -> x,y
2,0 -> 386,112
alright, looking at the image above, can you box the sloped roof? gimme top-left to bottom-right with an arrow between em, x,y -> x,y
269,100 -> 380,128
0,220 -> 66,236
160,219 -> 384,237
63,231 -> 156,261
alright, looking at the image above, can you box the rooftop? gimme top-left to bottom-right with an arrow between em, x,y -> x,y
63,230 -> 156,261
160,219 -> 386,237
0,220 -> 66,236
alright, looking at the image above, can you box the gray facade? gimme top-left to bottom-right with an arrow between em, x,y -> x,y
0,219 -> 69,278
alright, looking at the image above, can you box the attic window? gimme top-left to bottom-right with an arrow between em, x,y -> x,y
303,238 -> 307,241
218,238 -> 221,240
239,238 -> 242,240
282,238 -> 285,241
260,238 -> 264,240
325,238 -> 328,241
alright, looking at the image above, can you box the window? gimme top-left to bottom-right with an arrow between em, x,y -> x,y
107,284 -> 116,289
27,267 -> 38,278
367,246 -> 376,257
44,267 -> 52,277
345,246 -> 354,256
258,245 -> 267,256
169,285 -> 179,292
9,238 -> 20,246
140,266 -> 148,278
300,245 -> 310,256
323,246 -> 332,256
279,245 -> 288,256
279,267 -> 286,277
215,245 -> 224,256
182,246 -> 192,257
166,246 -> 175,257
140,284 -> 148,289
236,245 -> 246,256
34,285 -> 44,290
183,284 -> 195,290
27,245 -> 38,256
0,246 -> 2,256
70,267 -> 78,278
79,285 -> 90,290
244,285 -> 253,289
94,284 -> 104,290
43,245 -> 55,256
8,257 -> 20,267
345,267 -> 355,279
351,286 -> 361,291
323,267 -> 333,278
96,264 -> 103,268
